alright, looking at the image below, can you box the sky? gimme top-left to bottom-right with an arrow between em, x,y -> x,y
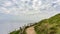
0,0 -> 60,34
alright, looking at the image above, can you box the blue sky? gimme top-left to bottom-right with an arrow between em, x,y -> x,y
0,0 -> 60,34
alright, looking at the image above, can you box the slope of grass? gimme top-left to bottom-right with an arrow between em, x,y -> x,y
10,13 -> 60,34
9,30 -> 20,34
34,14 -> 60,34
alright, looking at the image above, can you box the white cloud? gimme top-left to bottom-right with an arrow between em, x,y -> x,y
4,1 -> 12,6
32,0 -> 42,10
0,7 -> 10,14
0,0 -> 60,15
12,0 -> 17,2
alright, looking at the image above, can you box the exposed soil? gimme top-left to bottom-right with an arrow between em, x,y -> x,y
26,26 -> 36,34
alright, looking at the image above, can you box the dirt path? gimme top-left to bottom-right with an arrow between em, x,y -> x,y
26,26 -> 36,34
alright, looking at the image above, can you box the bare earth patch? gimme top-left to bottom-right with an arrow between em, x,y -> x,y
26,26 -> 36,34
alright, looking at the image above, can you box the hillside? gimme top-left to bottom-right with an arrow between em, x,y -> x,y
9,13 -> 60,34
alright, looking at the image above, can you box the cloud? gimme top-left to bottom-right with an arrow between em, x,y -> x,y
0,0 -> 41,15
4,1 -> 12,6
32,0 -> 42,10
0,0 -> 60,15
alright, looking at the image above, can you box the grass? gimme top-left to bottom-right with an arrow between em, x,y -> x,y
9,30 -> 20,34
10,13 -> 60,34
34,13 -> 60,34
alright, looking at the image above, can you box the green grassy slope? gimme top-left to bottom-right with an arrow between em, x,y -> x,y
34,14 -> 60,34
9,30 -> 20,34
9,13 -> 60,34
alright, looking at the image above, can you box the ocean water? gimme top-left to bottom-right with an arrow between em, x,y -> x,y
0,22 -> 27,34
0,21 -> 39,34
